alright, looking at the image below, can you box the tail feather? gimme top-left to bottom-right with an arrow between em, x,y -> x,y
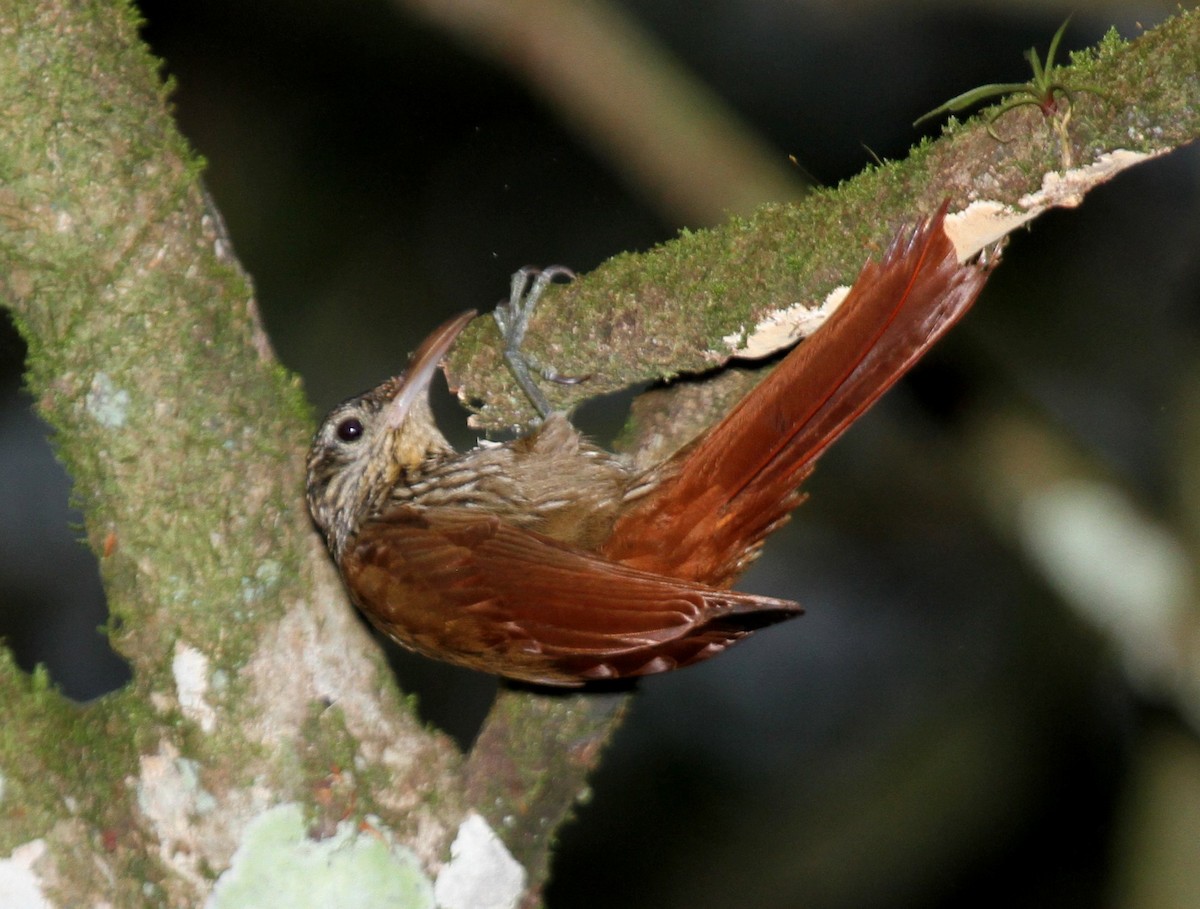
602,205 -> 993,586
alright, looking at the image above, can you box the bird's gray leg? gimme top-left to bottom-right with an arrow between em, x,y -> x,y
492,265 -> 581,418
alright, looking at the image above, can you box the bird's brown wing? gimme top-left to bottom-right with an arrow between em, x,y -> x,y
602,204 -> 993,587
342,505 -> 801,686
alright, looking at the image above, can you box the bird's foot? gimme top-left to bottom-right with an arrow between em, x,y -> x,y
493,265 -> 586,418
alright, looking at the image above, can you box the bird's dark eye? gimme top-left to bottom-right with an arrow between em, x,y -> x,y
336,417 -> 364,442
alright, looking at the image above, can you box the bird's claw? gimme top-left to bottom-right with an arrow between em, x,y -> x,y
493,265 -> 585,418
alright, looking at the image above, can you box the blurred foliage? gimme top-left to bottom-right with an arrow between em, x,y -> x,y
1,1 -> 1197,907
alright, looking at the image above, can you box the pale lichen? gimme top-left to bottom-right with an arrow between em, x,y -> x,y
433,813 -> 526,909
0,839 -> 52,909
205,804 -> 434,909
84,372 -> 131,429
173,642 -> 216,734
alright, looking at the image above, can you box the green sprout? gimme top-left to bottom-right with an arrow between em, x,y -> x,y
914,18 -> 1106,156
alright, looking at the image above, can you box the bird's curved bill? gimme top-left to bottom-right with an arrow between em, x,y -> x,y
382,309 -> 477,430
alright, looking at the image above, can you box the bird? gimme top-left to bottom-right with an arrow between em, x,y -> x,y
305,205 -> 994,686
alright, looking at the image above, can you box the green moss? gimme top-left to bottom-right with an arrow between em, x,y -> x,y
1097,25 -> 1128,58
0,655 -> 149,858
295,704 -> 385,831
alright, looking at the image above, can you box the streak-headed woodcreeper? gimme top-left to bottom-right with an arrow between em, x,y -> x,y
306,207 -> 994,686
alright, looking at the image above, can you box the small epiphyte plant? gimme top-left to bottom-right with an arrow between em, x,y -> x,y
914,18 -> 1106,156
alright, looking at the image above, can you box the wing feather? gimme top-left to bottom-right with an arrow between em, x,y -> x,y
342,506 -> 801,685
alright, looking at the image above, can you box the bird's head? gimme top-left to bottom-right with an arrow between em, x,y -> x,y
305,310 -> 475,558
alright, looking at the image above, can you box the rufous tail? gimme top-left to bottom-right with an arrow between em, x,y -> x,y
602,204 -> 993,587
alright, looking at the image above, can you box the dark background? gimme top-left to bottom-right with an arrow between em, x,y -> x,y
2,2 -> 1198,907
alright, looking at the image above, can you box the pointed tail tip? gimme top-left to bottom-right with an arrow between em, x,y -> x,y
726,592 -> 804,624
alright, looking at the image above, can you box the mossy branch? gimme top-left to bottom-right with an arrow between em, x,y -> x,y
448,8 -> 1200,899
446,10 -> 1200,430
0,1 -> 1196,905
0,2 -> 462,903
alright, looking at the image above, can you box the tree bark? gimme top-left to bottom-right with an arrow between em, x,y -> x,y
0,2 -> 1197,906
